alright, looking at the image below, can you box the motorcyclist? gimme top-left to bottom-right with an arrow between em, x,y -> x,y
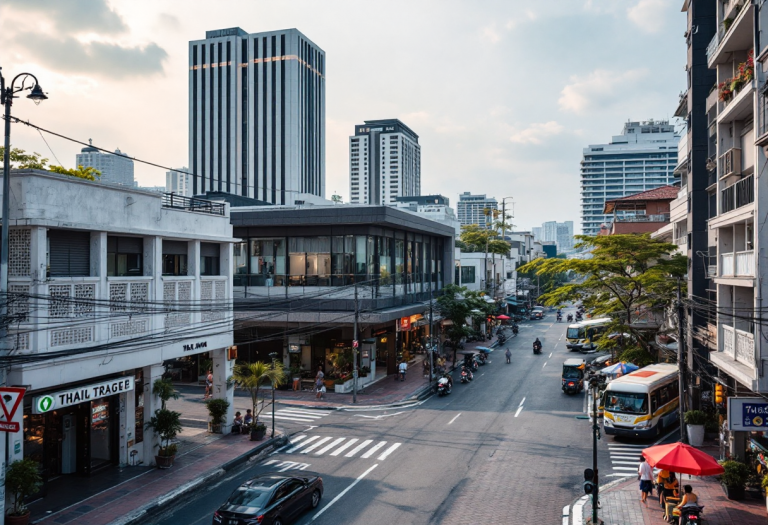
533,338 -> 542,353
512,324 -> 519,335
567,314 -> 574,322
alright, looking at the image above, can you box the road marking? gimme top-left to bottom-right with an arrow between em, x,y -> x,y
612,466 -> 639,471
554,343 -> 558,349
519,397 -> 526,407
315,438 -> 346,455
514,406 -> 523,417
361,441 -> 387,458
312,464 -> 379,521
562,504 -> 570,525
301,436 -> 333,454
277,461 -> 311,472
612,460 -> 642,465
286,435 -> 320,453
573,495 -> 589,525
611,454 -> 641,460
559,334 -> 563,340
377,443 -> 401,461
354,411 -> 405,420
542,361 -> 547,368
549,352 -> 553,358
448,413 -> 461,425
274,434 -> 306,453
345,439 -> 373,457
329,438 -> 358,456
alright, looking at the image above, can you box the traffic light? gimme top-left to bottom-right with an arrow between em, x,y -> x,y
715,383 -> 724,404
583,468 -> 597,494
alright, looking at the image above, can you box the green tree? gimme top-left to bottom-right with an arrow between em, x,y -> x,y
0,146 -> 48,169
233,361 -> 285,424
437,284 -> 497,363
49,164 -> 101,181
518,234 -> 687,355
458,224 -> 510,255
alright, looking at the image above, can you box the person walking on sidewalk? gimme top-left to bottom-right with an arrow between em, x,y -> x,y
398,360 -> 407,381
638,455 -> 654,504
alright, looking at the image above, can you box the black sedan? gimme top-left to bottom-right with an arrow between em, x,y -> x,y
212,472 -> 323,525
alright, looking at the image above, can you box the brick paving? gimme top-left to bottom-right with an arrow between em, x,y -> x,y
584,475 -> 767,525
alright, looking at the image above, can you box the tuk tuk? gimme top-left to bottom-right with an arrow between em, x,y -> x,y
562,358 -> 585,395
457,351 -> 478,371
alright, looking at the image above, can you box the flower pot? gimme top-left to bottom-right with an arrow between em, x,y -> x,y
155,454 -> 175,469
208,422 -> 223,434
250,427 -> 266,441
686,424 -> 705,447
723,483 -> 745,501
6,513 -> 30,525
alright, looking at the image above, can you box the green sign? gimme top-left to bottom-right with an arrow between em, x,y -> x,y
36,395 -> 54,413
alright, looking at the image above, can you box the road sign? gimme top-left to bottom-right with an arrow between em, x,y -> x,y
353,340 -> 358,348
0,387 -> 25,431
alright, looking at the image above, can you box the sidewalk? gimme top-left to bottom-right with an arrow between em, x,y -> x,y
581,475 -> 766,525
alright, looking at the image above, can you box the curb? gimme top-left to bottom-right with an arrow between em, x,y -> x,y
110,435 -> 288,525
567,475 -> 632,523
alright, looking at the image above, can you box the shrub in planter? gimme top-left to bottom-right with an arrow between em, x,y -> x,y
684,410 -> 707,446
5,458 -> 42,524
720,460 -> 750,500
250,422 -> 267,441
145,379 -> 183,468
205,398 -> 230,433
360,366 -> 371,378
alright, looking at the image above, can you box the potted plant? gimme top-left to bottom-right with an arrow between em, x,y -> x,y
360,366 -> 371,378
144,378 -> 182,468
684,410 -> 707,447
5,459 -> 42,525
232,361 -> 285,441
720,459 -> 750,500
205,398 -> 230,433
762,475 -> 768,512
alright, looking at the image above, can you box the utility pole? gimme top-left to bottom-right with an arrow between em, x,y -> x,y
586,375 -> 601,525
352,282 -> 359,404
677,278 -> 686,443
269,352 -> 277,439
429,289 -> 434,384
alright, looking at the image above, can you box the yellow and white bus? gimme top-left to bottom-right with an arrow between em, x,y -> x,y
565,317 -> 612,352
603,363 -> 679,438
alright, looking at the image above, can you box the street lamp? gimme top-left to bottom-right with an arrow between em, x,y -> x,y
269,352 -> 278,439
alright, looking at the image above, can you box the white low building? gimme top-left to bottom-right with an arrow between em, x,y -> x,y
3,169 -> 235,481
455,250 -> 516,299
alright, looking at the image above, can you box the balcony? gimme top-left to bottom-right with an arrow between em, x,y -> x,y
722,324 -> 755,367
718,148 -> 742,181
720,174 -> 754,214
162,193 -> 226,216
706,86 -> 719,113
718,79 -> 755,125
720,250 -> 754,277
707,2 -> 753,66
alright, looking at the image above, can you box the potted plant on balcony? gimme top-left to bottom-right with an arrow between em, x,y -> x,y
684,410 -> 707,447
144,378 -> 183,468
205,398 -> 230,434
720,459 -> 750,500
233,361 -> 285,441
5,459 -> 42,525
718,81 -> 733,102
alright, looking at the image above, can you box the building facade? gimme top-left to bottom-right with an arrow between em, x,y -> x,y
456,192 -> 498,229
189,27 -> 325,204
167,167 -> 192,196
580,120 -> 679,236
393,195 -> 460,235
5,169 -> 235,487
540,220 -> 574,253
76,142 -> 134,187
349,119 -> 420,205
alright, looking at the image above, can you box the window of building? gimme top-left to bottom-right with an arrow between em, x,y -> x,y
460,266 -> 475,284
47,229 -> 91,277
162,240 -> 188,276
107,236 -> 143,276
200,242 -> 221,276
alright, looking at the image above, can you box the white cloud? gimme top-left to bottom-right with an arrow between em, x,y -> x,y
509,121 -> 564,145
627,0 -> 667,33
481,24 -> 501,43
558,68 -> 649,114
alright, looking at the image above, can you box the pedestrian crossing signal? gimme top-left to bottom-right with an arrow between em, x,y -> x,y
583,468 -> 597,494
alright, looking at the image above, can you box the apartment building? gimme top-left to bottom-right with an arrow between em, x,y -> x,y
456,192 -> 498,229
4,169 -> 235,487
76,142 -> 134,187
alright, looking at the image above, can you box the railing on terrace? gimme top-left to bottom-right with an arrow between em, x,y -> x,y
707,0 -> 750,63
721,253 -> 734,276
721,324 -> 755,367
615,214 -> 670,223
162,193 -> 226,216
735,250 -> 755,276
720,175 -> 754,214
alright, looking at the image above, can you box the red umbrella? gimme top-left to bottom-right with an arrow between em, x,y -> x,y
497,315 -> 511,320
642,442 -> 724,476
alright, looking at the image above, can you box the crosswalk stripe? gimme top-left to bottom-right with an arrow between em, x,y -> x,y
273,415 -> 318,422
315,438 -> 345,455
301,437 -> 333,454
361,441 -> 387,459
612,466 -> 639,471
605,473 -> 633,477
612,461 -> 640,465
330,439 -> 358,456
275,434 -> 306,453
377,443 -> 401,461
278,409 -> 333,416
345,440 -> 373,457
608,447 -> 645,452
607,444 -> 646,448
287,435 -> 320,453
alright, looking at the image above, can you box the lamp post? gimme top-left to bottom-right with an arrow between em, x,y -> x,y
269,352 -> 278,439
499,197 -> 514,301
1,68 -> 47,525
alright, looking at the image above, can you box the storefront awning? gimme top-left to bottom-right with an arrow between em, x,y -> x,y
506,298 -> 518,306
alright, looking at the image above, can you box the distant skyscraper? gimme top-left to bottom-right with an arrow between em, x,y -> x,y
456,192 -> 498,229
166,167 -> 191,196
76,141 -> 134,186
189,27 -> 325,204
580,120 -> 678,235
538,220 -> 574,253
531,227 -> 543,242
349,119 -> 420,205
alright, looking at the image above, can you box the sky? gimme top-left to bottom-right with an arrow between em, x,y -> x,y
0,0 -> 686,233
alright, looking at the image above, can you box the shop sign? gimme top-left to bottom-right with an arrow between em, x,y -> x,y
183,340 -> 208,352
33,378 -> 134,414
288,343 -> 301,353
399,317 -> 411,331
728,397 -> 768,431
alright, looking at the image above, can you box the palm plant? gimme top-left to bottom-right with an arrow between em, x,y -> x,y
232,361 -> 286,424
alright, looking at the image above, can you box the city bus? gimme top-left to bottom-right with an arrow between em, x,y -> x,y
565,318 -> 612,352
603,363 -> 679,438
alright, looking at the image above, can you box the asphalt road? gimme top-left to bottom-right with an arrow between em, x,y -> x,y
156,308 -> 632,525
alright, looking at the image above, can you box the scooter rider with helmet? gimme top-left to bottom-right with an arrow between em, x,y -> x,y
533,338 -> 542,354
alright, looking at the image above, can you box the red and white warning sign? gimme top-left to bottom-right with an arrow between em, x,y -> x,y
0,387 -> 25,432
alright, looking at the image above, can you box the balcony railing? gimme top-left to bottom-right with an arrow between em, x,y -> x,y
162,193 -> 226,216
706,32 -> 722,63
719,148 -> 741,179
721,253 -> 734,276
722,324 -> 755,366
615,214 -> 670,223
719,251 -> 756,278
721,175 -> 754,214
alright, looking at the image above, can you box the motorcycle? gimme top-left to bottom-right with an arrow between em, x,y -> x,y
460,366 -> 473,383
497,333 -> 507,344
437,375 -> 452,396
512,325 -> 519,337
567,314 -> 574,323
533,341 -> 542,355
679,505 -> 704,525
575,313 -> 583,321
476,352 -> 487,365
557,315 -> 563,323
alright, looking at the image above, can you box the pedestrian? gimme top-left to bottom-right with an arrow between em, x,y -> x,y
638,455 -> 654,504
243,409 -> 253,426
315,377 -> 324,399
232,411 -> 243,434
319,384 -> 326,400
204,369 -> 213,399
398,360 -> 407,381
505,348 -> 511,364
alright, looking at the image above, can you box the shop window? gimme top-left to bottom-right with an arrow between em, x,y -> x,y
107,236 -> 143,276
288,236 -> 330,286
460,266 -> 476,284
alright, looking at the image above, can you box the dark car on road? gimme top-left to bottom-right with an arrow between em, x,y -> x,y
212,472 -> 323,525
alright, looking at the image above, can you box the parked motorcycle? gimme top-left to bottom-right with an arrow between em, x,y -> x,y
679,505 -> 704,525
437,375 -> 452,396
460,366 -> 473,383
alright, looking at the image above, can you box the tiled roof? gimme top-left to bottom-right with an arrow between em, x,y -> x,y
610,185 -> 679,202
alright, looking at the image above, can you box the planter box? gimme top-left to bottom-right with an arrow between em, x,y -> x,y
723,483 -> 745,501
155,454 -> 175,469
250,428 -> 266,441
687,424 -> 705,447
334,379 -> 354,394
